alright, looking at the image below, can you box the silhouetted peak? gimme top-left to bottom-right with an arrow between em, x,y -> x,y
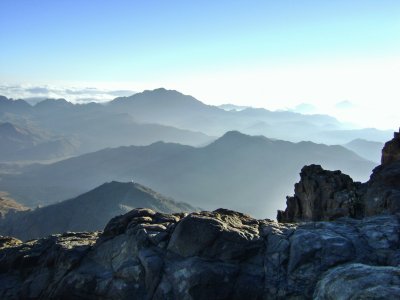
211,131 -> 270,147
112,88 -> 204,107
220,130 -> 249,140
0,96 -> 31,108
35,98 -> 73,109
87,181 -> 165,199
94,181 -> 138,191
141,88 -> 185,98
0,95 -> 9,102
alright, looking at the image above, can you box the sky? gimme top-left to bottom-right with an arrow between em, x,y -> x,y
1,0 -> 399,129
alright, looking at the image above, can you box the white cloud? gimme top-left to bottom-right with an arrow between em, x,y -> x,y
0,84 -> 135,103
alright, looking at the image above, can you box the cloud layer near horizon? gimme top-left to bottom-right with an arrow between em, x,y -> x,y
0,84 -> 135,104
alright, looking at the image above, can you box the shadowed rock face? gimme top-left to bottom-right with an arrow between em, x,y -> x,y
277,165 -> 362,222
278,129 -> 400,223
382,128 -> 400,166
0,181 -> 195,241
0,208 -> 399,299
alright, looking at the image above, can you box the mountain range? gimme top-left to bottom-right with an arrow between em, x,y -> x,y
0,181 -> 195,241
0,131 -> 376,219
343,138 -> 384,163
0,122 -> 78,162
0,89 -> 392,164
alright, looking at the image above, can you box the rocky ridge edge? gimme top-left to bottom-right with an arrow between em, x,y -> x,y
0,208 -> 399,299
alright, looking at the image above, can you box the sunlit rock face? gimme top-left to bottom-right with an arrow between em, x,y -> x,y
0,208 -> 399,299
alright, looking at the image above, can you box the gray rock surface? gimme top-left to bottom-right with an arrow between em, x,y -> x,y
314,263 -> 400,299
382,128 -> 400,166
278,129 -> 400,222
277,165 -> 361,222
0,208 -> 399,299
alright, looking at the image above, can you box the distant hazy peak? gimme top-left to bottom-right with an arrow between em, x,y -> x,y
209,130 -> 271,147
35,98 -> 73,108
345,138 -> 383,146
110,87 -> 207,106
101,180 -> 171,200
83,180 -> 177,203
0,95 -> 31,106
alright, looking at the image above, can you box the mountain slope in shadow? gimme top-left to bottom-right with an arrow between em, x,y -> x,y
0,181 -> 195,241
0,131 -> 376,218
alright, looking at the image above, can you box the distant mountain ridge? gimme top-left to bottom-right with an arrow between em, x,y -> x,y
0,93 -> 214,160
343,139 -> 384,163
0,181 -> 195,241
0,131 -> 376,218
1,89 -> 392,155
0,122 -> 78,162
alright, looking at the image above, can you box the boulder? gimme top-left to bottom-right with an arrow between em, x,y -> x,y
0,209 -> 399,299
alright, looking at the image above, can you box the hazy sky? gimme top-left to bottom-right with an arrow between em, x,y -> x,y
1,0 -> 399,129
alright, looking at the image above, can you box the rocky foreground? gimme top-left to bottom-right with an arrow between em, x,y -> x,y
0,129 -> 399,299
0,208 -> 399,299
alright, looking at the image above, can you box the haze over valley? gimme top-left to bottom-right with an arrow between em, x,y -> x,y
0,87 -> 386,221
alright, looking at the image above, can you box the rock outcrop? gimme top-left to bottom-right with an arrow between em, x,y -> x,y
382,128 -> 400,166
0,193 -> 28,218
277,165 -> 362,222
0,208 -> 399,299
278,129 -> 400,223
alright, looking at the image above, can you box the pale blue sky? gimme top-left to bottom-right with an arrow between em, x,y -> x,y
1,0 -> 399,128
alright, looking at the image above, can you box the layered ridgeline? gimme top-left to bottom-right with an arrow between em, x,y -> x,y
0,94 -> 213,160
108,88 -> 392,143
0,89 -> 392,162
0,131 -> 375,218
0,181 -> 195,241
343,138 -> 384,163
0,122 -> 78,162
0,130 -> 399,299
